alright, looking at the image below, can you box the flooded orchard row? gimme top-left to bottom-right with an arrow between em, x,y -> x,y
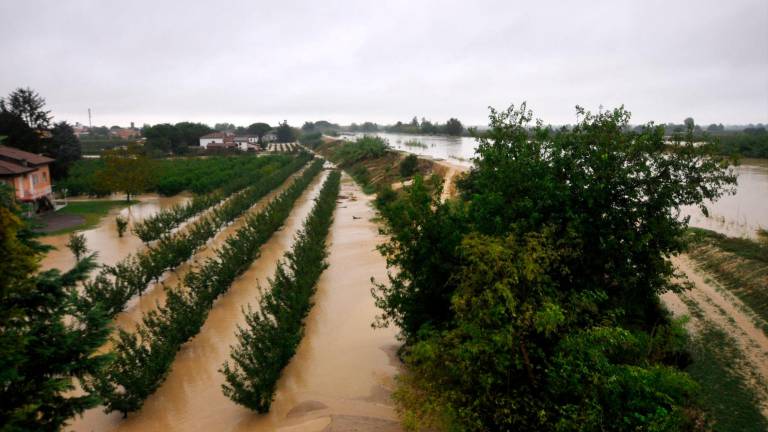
40,193 -> 192,272
68,172 -> 400,431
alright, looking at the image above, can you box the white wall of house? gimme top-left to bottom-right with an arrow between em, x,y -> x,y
199,137 -> 224,149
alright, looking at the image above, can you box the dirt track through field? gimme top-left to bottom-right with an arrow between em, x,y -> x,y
663,255 -> 768,417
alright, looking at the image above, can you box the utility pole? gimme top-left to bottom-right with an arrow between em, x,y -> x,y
88,108 -> 92,129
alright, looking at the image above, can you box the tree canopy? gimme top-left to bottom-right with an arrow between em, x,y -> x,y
374,103 -> 736,430
0,87 -> 51,130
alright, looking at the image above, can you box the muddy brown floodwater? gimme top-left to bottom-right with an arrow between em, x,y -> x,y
681,159 -> 768,239
39,193 -> 192,272
68,172 -> 401,431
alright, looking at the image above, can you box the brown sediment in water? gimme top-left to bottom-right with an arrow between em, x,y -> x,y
39,193 -> 192,272
111,169 -> 312,335
67,172 -> 402,431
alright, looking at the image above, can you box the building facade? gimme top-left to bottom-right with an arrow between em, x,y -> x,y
0,145 -> 55,211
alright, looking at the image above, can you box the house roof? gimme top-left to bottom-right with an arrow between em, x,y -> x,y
0,145 -> 55,165
0,159 -> 34,176
201,132 -> 232,139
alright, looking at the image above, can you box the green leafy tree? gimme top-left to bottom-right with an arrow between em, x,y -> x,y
247,122 -> 272,143
48,121 -> 82,178
374,103 -> 736,430
97,145 -> 156,201
0,183 -> 111,431
275,121 -> 295,143
0,110 -> 42,153
115,215 -> 128,237
443,117 -> 464,136
0,87 -> 51,130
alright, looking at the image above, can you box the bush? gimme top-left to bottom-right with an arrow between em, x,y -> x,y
332,136 -> 389,166
399,154 -> 419,178
115,216 -> 128,237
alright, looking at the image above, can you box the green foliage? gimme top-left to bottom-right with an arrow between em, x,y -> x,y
275,120 -> 296,143
81,154 -> 312,319
399,154 -> 419,178
115,215 -> 128,237
48,121 -> 82,179
97,159 -> 326,415
374,103 -> 736,430
0,182 -> 111,430
66,232 -> 88,261
142,122 -> 213,155
332,136 -> 389,166
97,146 -> 156,201
132,156 -> 291,242
298,131 -> 323,149
221,170 -> 340,412
59,154 -> 288,197
0,87 -> 51,130
444,118 -> 463,136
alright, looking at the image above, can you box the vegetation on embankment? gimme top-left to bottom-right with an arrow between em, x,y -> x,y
369,103 -> 736,430
97,159 -> 326,416
304,133 -> 444,195
686,227 -> 768,329
221,170 -> 341,413
680,297 -> 768,432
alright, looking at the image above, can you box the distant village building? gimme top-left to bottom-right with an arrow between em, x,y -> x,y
199,132 -> 262,151
73,122 -> 90,138
110,127 -> 140,140
0,145 -> 55,211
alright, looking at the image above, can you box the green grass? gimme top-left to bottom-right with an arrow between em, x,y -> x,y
43,200 -> 134,235
686,228 -> 768,327
676,297 -> 768,431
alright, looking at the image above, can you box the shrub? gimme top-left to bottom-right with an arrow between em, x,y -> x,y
115,216 -> 128,237
399,154 -> 419,178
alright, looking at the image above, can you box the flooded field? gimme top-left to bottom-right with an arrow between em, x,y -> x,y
40,193 -> 192,272
67,172 -> 400,431
681,159 -> 768,238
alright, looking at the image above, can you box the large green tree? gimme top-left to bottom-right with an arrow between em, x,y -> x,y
275,121 -> 296,143
374,103 -> 736,430
0,183 -> 111,431
443,117 -> 464,136
0,87 -> 51,130
97,145 -> 156,201
48,122 -> 82,179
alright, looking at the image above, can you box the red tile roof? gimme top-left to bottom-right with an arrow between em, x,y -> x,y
0,145 -> 55,165
0,159 -> 34,176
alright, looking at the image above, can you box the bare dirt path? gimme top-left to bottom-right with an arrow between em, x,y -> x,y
664,255 -> 768,416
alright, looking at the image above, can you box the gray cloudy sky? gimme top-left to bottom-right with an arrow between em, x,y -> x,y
1,0 -> 766,128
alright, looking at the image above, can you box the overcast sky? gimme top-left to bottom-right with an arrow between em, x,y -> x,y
1,0 -> 766,128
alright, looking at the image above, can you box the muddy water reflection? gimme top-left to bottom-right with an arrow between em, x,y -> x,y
68,172 -> 401,431
681,160 -> 768,238
40,194 -> 192,272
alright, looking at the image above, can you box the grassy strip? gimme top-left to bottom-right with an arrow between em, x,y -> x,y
686,228 -> 768,327
97,160 -> 326,416
81,154 -> 313,318
678,296 -> 768,432
132,157 -> 291,242
220,170 -> 340,412
40,200 -> 133,235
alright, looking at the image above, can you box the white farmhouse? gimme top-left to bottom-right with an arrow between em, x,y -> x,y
199,132 -> 230,149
